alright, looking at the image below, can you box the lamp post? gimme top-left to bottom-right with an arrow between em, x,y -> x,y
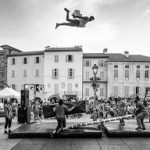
90,64 -> 99,121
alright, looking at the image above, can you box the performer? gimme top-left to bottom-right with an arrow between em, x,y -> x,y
117,98 -> 126,125
134,95 -> 148,130
53,99 -> 75,134
4,99 -> 13,134
55,8 -> 95,29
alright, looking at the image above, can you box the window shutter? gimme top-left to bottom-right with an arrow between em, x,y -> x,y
68,68 -> 70,78
73,69 -> 74,78
57,69 -> 59,78
66,55 -> 68,62
52,69 -> 54,78
34,57 -> 36,64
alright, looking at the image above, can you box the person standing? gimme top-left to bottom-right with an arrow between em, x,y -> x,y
117,98 -> 126,125
134,96 -> 148,130
53,99 -> 75,134
4,99 -> 13,134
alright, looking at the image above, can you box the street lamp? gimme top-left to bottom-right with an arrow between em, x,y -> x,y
91,64 -> 99,121
92,64 -> 98,75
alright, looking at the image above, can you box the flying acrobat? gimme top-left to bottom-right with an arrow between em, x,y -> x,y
55,8 -> 95,29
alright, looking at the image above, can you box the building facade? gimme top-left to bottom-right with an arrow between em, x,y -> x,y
5,45 -> 150,101
7,51 -> 44,100
0,45 -> 21,89
107,51 -> 150,99
83,52 -> 108,100
44,46 -> 83,100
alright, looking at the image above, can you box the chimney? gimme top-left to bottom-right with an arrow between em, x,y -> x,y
45,46 -> 50,50
103,48 -> 108,54
124,51 -> 129,57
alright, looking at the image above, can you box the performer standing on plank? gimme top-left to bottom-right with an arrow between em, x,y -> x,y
117,98 -> 126,125
134,95 -> 148,131
53,99 -> 75,134
55,8 -> 95,29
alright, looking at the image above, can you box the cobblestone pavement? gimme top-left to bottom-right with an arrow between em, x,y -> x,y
0,117 -> 21,150
1,115 -> 150,150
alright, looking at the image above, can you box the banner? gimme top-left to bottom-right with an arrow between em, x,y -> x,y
43,100 -> 86,118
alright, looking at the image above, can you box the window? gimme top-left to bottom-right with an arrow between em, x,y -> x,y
54,84 -> 59,94
125,65 -> 129,68
75,83 -> 78,88
85,88 -> 89,96
54,55 -> 59,62
84,60 -> 91,67
114,86 -> 118,97
136,70 -> 140,79
145,66 -> 149,69
12,58 -> 15,65
67,83 -> 72,93
11,70 -> 15,78
136,87 -> 140,95
35,57 -> 40,64
99,61 -> 105,67
145,70 -> 149,79
114,65 -> 118,68
85,71 -> 89,80
66,55 -> 73,62
23,70 -> 27,77
145,66 -> 149,79
125,86 -> 129,97
100,71 -> 104,81
100,88 -> 104,96
114,69 -> 118,79
11,84 -> 16,90
35,69 -> 39,77
52,69 -> 58,79
23,57 -> 27,64
61,82 -> 65,89
125,70 -> 129,80
68,68 -> 74,79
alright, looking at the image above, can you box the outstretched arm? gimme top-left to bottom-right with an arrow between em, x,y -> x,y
72,15 -> 88,20
66,106 -> 76,112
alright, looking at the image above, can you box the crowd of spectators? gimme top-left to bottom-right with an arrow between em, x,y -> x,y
87,97 -> 150,120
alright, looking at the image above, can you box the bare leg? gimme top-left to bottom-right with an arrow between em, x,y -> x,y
55,8 -> 79,29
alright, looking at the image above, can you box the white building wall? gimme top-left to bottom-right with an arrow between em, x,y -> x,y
107,62 -> 150,98
7,54 -> 44,100
83,58 -> 108,100
44,50 -> 83,100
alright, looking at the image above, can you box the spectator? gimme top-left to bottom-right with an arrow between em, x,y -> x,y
4,99 -> 13,134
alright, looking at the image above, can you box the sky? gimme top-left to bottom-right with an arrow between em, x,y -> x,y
0,0 -> 150,55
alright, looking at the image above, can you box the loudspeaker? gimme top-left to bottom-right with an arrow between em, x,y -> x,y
21,90 -> 29,107
18,106 -> 27,123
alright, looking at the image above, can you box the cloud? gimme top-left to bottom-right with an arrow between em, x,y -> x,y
47,19 -> 118,53
143,8 -> 150,16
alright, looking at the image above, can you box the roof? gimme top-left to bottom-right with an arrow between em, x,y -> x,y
45,46 -> 82,52
7,51 -> 44,57
83,52 -> 150,62
0,45 -> 22,52
83,53 -> 109,58
108,53 -> 150,62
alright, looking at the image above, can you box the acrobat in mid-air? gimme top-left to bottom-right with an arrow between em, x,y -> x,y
55,8 -> 95,29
